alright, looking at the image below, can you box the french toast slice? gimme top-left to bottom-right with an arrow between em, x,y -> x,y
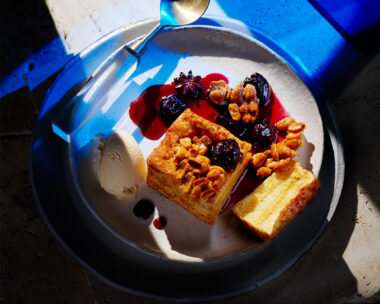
147,109 -> 252,225
232,160 -> 321,241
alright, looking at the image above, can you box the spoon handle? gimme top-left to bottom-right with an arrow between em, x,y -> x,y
128,23 -> 166,56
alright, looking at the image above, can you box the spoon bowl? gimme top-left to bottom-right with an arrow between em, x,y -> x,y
160,0 -> 210,25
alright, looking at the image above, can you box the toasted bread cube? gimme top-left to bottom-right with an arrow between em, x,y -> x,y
232,160 -> 321,241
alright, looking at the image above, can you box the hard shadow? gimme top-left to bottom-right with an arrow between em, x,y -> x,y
0,0 -> 68,89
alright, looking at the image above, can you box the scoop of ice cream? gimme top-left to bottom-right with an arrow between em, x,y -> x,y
98,131 -> 146,200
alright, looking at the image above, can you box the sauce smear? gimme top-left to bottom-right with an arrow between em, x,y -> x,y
222,89 -> 289,211
129,73 -> 290,211
129,73 -> 227,140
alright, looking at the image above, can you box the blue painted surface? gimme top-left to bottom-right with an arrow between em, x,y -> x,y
214,0 -> 362,93
0,37 -> 72,98
2,0 -> 377,101
309,0 -> 380,51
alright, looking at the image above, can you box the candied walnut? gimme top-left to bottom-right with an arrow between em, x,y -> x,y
275,117 -> 295,132
208,81 -> 231,105
209,89 -> 226,105
176,162 -> 191,180
284,139 -> 303,150
243,83 -> 257,101
265,158 -> 276,169
239,104 -> 249,113
228,103 -> 241,121
192,169 -> 202,175
263,149 -> 272,157
200,188 -> 217,201
196,155 -> 210,164
192,136 -> 201,145
191,185 -> 203,198
181,173 -> 195,193
251,153 -> 267,168
285,132 -> 302,140
248,101 -> 258,112
211,174 -> 225,189
271,143 -> 280,161
188,157 -> 203,170
230,82 -> 244,104
174,146 -> 189,161
179,137 -> 192,149
288,122 -> 305,133
200,135 -> 212,146
225,86 -> 232,100
248,101 -> 258,118
188,146 -> 199,158
176,160 -> 192,179
193,177 -> 209,188
242,113 -> 252,123
257,166 -> 272,178
198,143 -> 208,155
209,80 -> 228,91
207,166 -> 225,180
206,166 -> 226,189
273,157 -> 292,172
277,142 -> 297,158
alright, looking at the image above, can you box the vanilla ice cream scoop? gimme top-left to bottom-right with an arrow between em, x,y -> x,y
99,131 -> 146,200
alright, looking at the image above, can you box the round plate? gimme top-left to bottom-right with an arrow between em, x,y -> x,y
31,17 -> 344,302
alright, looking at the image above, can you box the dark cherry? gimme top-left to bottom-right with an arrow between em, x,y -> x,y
159,94 -> 186,125
207,139 -> 240,171
133,199 -> 155,220
153,216 -> 167,229
215,114 -> 248,138
243,73 -> 271,107
208,95 -> 230,115
174,71 -> 204,98
250,118 -> 277,148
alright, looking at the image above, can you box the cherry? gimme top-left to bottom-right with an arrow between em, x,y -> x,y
243,73 -> 271,107
160,94 -> 186,125
208,139 -> 240,172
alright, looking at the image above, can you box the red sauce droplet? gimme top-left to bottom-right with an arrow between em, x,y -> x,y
133,199 -> 155,219
153,216 -> 167,229
129,73 -> 227,140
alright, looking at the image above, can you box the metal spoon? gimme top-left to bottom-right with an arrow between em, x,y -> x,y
52,0 -> 210,142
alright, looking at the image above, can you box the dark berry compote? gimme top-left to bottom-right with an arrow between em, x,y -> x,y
129,71 -> 290,210
129,71 -> 227,140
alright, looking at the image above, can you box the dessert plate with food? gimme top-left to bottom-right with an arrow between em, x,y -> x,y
31,17 -> 344,302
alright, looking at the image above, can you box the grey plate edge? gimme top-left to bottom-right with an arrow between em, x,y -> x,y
30,16 -> 345,303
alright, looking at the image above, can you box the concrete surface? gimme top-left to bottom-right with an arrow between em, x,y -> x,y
1,0 -> 379,303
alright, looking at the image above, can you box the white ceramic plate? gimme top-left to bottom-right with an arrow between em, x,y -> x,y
31,17 -> 343,302
72,25 -> 324,262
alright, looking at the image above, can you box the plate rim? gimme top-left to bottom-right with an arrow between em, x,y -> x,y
30,16 -> 345,302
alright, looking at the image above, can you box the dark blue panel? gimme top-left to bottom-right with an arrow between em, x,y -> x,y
309,0 -> 380,52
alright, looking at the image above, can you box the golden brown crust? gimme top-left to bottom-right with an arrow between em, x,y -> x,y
147,109 -> 252,225
232,160 -> 321,240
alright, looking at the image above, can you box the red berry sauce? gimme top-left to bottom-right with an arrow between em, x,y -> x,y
129,73 -> 227,140
129,73 -> 289,211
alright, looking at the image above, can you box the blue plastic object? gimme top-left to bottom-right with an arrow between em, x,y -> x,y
309,0 -> 380,52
